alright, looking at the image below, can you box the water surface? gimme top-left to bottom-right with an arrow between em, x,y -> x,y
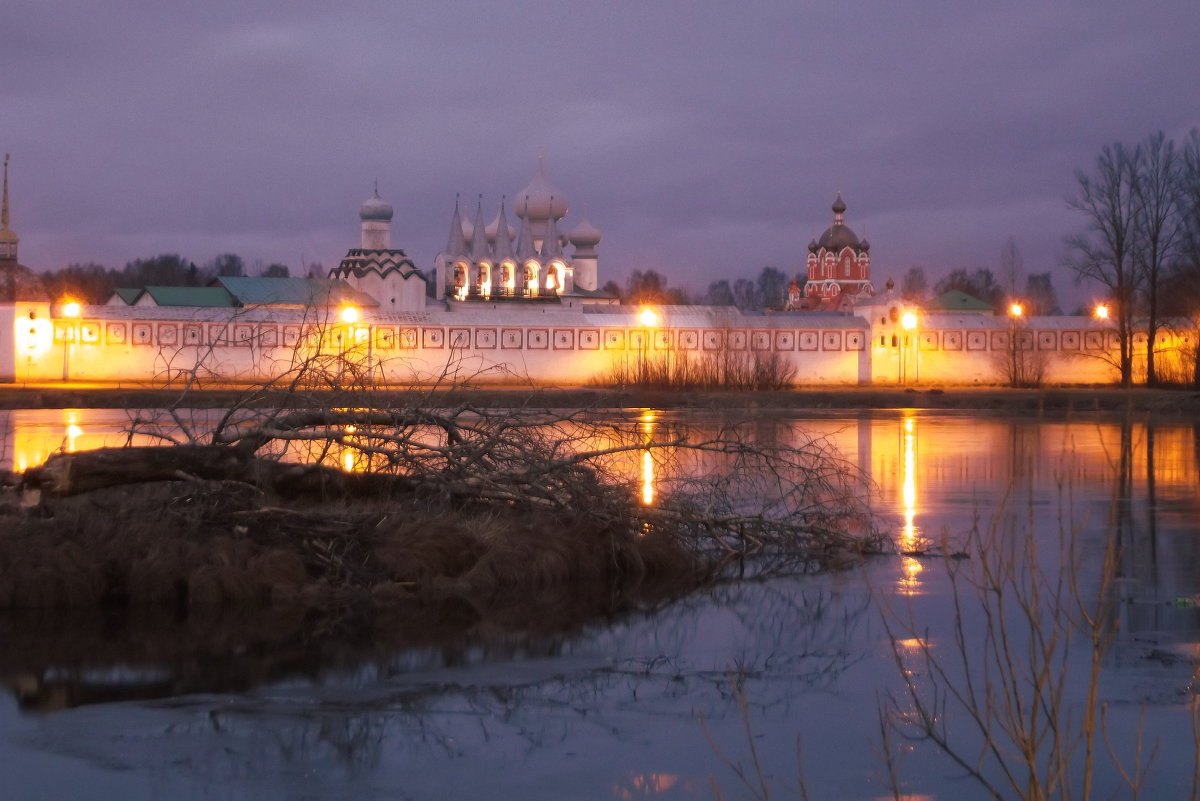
1,409 -> 1197,799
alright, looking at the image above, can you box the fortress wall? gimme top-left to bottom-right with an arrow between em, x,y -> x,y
4,304 -> 1192,386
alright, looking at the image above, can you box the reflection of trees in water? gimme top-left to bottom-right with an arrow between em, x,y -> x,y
13,581 -> 871,790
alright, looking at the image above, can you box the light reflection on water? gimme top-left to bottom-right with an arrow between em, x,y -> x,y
0,408 -> 1199,800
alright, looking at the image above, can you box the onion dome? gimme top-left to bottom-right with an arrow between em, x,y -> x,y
860,238 -> 870,252
885,277 -> 895,292
808,238 -> 819,254
817,193 -> 862,251
359,189 -> 393,222
514,156 -> 568,221
568,215 -> 601,249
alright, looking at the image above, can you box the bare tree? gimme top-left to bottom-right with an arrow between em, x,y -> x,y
1132,132 -> 1185,385
1065,142 -> 1142,386
899,266 -> 929,303
999,236 -> 1024,300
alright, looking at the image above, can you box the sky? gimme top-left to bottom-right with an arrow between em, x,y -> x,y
2,1 -> 1198,309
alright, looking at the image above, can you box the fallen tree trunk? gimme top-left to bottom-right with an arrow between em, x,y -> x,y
24,445 -> 257,496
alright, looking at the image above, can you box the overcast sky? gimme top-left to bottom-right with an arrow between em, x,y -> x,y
3,1 -> 1198,307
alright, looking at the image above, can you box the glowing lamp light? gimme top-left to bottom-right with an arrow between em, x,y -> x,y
1094,304 -> 1110,321
340,306 -> 359,324
62,301 -> 82,318
1009,303 -> 1024,318
900,311 -> 917,331
639,308 -> 658,327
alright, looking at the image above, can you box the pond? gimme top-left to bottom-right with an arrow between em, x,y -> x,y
0,408 -> 1198,800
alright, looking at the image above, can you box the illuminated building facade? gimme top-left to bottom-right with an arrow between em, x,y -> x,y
0,154 -> 1194,387
802,194 -> 873,306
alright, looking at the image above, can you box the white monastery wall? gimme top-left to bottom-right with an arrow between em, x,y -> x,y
6,300 -> 1187,386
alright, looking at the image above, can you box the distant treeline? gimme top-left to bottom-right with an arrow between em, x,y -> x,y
41,254 -> 324,305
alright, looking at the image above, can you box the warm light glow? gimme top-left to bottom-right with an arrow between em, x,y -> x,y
65,412 -> 83,453
900,311 -> 917,331
639,308 -> 658,327
17,317 -> 52,360
340,306 -> 359,324
61,301 -> 81,318
1009,303 -> 1023,318
1094,304 -> 1110,320
641,449 -> 655,506
898,416 -> 923,595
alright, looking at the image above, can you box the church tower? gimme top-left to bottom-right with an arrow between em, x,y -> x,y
804,194 -> 873,304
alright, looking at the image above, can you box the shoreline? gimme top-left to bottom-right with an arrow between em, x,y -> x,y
1,383 -> 1199,415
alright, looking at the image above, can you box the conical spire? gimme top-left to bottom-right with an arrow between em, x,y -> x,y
444,194 -> 468,258
515,196 -> 537,262
2,153 -> 10,230
491,196 -> 514,260
539,196 -> 563,260
469,195 -> 491,262
0,153 -> 18,262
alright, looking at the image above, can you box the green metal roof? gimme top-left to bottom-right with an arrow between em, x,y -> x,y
111,287 -> 143,305
142,285 -> 235,307
931,289 -> 992,312
216,276 -> 379,308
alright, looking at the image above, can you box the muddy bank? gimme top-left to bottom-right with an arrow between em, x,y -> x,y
0,455 -> 706,628
1,384 -> 1199,415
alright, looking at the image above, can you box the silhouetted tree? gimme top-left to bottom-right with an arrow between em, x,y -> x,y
755,266 -> 788,309
262,263 -> 290,278
1132,131 -> 1186,385
211,253 -> 245,278
600,280 -> 623,301
732,278 -> 756,311
704,279 -> 735,306
933,267 -> 1003,308
623,270 -> 690,305
900,266 -> 929,302
999,237 -> 1024,298
40,262 -> 117,304
1065,141 -> 1142,386
1023,273 -> 1061,316
122,254 -> 200,287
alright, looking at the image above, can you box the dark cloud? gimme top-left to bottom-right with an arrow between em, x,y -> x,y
2,0 -> 1197,305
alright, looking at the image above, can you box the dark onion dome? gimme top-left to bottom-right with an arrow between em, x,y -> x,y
817,222 -> 862,251
808,238 -> 819,253
359,190 -> 393,222
860,237 -> 870,252
885,277 -> 895,291
816,193 -> 863,251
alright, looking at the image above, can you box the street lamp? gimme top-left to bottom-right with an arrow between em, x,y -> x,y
901,311 -> 918,385
1094,303 -> 1109,321
60,300 -> 81,381
1008,302 -> 1024,387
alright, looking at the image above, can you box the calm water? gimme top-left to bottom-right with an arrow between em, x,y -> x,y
1,408 -> 1198,800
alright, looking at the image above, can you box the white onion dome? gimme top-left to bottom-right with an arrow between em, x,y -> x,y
514,159 -> 568,221
359,190 -> 393,222
568,216 -> 602,248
